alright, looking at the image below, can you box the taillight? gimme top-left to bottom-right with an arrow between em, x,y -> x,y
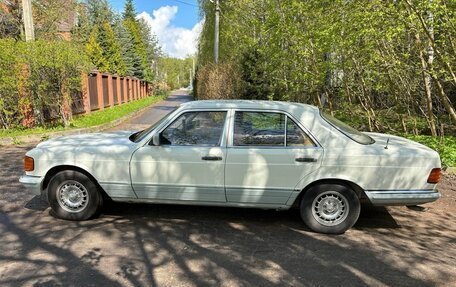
427,168 -> 441,184
24,156 -> 34,172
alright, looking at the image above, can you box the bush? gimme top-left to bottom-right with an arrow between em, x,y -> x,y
195,62 -> 244,100
0,38 -> 22,128
0,39 -> 89,129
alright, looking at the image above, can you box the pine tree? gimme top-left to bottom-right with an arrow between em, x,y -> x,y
102,22 -> 126,75
86,0 -> 113,26
123,18 -> 145,79
114,18 -> 135,76
85,27 -> 107,72
123,0 -> 136,21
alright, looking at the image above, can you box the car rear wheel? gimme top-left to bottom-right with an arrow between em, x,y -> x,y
300,184 -> 360,234
48,170 -> 102,221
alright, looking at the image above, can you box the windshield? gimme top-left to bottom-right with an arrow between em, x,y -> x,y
129,111 -> 175,143
321,112 -> 375,145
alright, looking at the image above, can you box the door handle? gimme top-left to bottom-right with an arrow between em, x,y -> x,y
201,156 -> 223,161
295,157 -> 317,163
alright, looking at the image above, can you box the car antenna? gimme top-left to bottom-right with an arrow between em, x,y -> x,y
384,137 -> 390,149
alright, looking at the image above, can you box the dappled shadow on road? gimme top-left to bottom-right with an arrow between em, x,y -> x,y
1,145 -> 455,286
1,197 -> 455,286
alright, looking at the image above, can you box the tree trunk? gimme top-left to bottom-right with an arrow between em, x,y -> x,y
418,46 -> 437,136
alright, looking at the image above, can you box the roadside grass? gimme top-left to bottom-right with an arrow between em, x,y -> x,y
0,95 -> 166,139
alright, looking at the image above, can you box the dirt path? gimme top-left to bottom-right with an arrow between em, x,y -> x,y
0,91 -> 455,286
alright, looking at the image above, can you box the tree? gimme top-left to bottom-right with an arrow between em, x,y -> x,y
0,0 -> 21,39
85,27 -> 106,71
102,22 -> 126,75
86,0 -> 113,26
123,0 -> 136,21
196,0 -> 456,135
113,18 -> 135,76
32,0 -> 79,40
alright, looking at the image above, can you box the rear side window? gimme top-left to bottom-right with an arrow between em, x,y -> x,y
161,111 -> 227,146
287,118 -> 317,147
233,111 -> 316,147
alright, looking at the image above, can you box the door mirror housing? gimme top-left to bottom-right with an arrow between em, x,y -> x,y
151,134 -> 160,146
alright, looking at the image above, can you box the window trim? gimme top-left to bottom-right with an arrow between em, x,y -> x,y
228,109 -> 321,149
149,109 -> 230,148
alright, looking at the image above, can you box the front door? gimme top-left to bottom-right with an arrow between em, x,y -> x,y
130,110 -> 228,202
225,111 -> 323,205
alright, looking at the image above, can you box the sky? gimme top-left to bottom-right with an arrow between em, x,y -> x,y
109,0 -> 202,59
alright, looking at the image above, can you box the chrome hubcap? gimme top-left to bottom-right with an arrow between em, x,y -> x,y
57,180 -> 89,213
312,191 -> 349,226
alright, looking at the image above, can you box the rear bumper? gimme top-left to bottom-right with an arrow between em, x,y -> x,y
19,175 -> 43,195
365,189 -> 441,206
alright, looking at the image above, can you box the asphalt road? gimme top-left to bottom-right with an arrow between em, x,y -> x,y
0,91 -> 455,286
107,89 -> 192,132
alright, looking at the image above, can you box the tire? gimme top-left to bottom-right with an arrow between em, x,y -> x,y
300,184 -> 360,234
48,170 -> 102,221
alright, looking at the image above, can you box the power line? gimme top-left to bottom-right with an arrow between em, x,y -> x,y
168,0 -> 198,8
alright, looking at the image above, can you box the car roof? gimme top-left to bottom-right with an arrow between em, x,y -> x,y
180,100 -> 319,113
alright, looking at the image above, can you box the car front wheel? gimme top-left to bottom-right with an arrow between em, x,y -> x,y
48,170 -> 102,221
300,184 -> 360,234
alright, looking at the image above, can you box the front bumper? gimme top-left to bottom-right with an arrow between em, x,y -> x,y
365,189 -> 441,206
19,175 -> 44,195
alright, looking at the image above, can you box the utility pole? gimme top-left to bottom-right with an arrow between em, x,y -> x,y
214,0 -> 220,64
22,0 -> 35,41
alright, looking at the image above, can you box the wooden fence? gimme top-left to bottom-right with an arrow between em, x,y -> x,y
73,70 -> 151,115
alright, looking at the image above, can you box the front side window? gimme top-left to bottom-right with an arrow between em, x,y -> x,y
234,112 -> 285,146
161,111 -> 227,146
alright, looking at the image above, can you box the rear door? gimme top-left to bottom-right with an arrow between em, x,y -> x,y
224,110 -> 323,205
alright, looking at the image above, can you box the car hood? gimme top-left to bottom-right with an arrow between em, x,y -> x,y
36,131 -> 136,148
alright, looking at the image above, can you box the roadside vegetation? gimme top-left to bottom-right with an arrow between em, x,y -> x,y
0,0 -> 179,135
0,94 -> 166,139
195,0 -> 456,167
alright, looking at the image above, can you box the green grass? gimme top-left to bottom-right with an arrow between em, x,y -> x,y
71,95 -> 166,128
0,95 -> 167,139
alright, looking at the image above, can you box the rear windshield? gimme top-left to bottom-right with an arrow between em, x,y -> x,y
321,112 -> 375,145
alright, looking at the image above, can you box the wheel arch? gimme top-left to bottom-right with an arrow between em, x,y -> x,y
291,178 -> 367,208
42,165 -> 111,201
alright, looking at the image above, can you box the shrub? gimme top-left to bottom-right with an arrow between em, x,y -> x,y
0,39 -> 89,129
195,62 -> 244,100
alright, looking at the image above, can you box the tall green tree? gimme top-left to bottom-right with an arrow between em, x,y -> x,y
85,27 -> 106,71
113,17 -> 136,76
120,0 -> 159,81
196,0 -> 456,135
123,0 -> 136,21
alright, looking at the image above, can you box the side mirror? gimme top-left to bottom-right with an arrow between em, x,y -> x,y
151,134 -> 160,146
